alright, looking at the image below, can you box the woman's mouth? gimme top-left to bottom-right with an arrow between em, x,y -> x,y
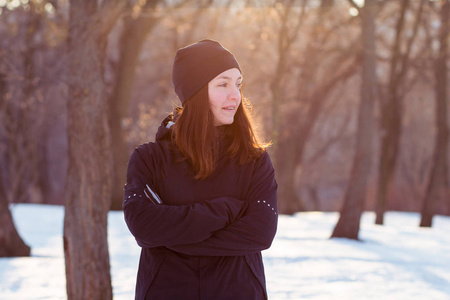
222,106 -> 235,111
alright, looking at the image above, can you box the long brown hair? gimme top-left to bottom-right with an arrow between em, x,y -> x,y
172,85 -> 268,179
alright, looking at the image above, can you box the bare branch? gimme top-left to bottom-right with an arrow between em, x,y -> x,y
97,1 -> 128,38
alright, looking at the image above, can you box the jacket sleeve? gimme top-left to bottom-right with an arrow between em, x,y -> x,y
123,147 -> 246,248
167,151 -> 278,256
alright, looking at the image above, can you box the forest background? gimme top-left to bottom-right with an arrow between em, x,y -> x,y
2,0 -> 449,215
1,0 -> 449,297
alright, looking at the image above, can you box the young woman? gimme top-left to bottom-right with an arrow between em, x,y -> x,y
123,39 -> 278,300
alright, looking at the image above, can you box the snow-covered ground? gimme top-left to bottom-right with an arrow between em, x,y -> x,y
1,204 -> 449,300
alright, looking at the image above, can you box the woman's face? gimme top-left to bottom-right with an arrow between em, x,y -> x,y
208,68 -> 242,126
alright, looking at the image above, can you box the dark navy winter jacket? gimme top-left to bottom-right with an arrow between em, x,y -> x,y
123,118 -> 278,300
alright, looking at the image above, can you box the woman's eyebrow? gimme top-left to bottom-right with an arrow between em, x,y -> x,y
215,76 -> 243,81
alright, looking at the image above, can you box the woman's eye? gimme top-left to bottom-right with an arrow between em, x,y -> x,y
219,83 -> 227,87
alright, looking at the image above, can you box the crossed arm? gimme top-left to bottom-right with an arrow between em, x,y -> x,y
123,148 -> 278,255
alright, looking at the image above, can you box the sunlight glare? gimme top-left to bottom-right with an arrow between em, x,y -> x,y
45,2 -> 55,15
349,7 -> 358,16
7,0 -> 21,10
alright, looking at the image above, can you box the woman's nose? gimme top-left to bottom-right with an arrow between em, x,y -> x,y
229,86 -> 241,100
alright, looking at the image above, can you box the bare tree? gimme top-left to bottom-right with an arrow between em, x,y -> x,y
272,0 -> 359,214
375,0 -> 424,225
63,1 -> 124,299
269,0 -> 306,157
0,195 -> 31,257
332,0 -> 377,240
420,0 -> 449,227
0,2 -> 48,256
269,0 -> 308,213
109,0 -> 165,210
0,73 -> 31,257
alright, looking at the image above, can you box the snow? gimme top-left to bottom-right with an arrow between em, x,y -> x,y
1,204 -> 449,300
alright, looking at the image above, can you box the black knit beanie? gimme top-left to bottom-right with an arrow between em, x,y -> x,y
172,39 -> 241,105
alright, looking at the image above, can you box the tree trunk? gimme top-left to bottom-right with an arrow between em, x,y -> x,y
376,97 -> 401,225
0,75 -> 31,256
375,0 -> 409,225
276,135 -> 304,214
24,4 -> 45,204
375,0 -> 423,225
110,1 -> 162,210
271,1 -> 309,213
63,1 -> 122,299
0,199 -> 31,257
332,0 -> 377,240
0,68 -> 31,257
270,0 -> 305,165
420,0 -> 449,227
